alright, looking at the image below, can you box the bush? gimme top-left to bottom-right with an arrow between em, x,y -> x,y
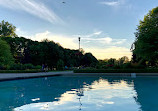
113,65 -> 121,69
10,64 -> 24,70
122,63 -> 132,69
35,65 -> 41,69
0,65 -> 6,70
9,63 -> 40,70
24,64 -> 34,69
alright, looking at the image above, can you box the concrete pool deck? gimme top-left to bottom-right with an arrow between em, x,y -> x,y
0,71 -> 73,81
0,71 -> 158,81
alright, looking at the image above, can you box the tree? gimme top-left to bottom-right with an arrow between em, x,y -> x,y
81,53 -> 98,67
133,7 -> 158,66
0,39 -> 14,69
57,59 -> 64,70
118,56 -> 129,65
0,20 -> 17,37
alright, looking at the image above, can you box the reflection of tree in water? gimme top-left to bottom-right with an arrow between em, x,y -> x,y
76,88 -> 84,110
133,77 -> 158,111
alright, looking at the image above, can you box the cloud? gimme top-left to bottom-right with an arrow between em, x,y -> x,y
74,31 -> 103,38
29,31 -> 78,49
76,32 -> 126,45
16,28 -> 27,36
94,31 -> 102,35
99,1 -> 119,6
82,37 -> 113,44
99,0 -> 127,7
0,0 -> 63,24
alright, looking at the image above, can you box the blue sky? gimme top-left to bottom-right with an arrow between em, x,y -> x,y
0,0 -> 157,59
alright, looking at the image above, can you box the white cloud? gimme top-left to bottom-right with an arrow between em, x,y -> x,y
99,0 -> 127,7
100,37 -> 113,44
112,39 -> 126,45
16,28 -> 27,36
82,37 -> 113,44
0,0 -> 63,24
30,31 -> 78,49
94,31 -> 102,35
74,31 -> 103,38
100,1 -> 119,6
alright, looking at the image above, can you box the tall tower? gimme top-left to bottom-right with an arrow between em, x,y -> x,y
78,37 -> 81,51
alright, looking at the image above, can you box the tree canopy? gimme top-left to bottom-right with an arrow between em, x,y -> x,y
2,37 -> 98,69
0,20 -> 17,37
132,7 -> 158,66
0,39 -> 14,69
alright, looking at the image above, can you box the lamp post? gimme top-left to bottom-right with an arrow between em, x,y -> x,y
78,37 -> 81,51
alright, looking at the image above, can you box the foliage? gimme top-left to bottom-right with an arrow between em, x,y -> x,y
133,7 -> 158,66
2,36 -> 98,70
81,53 -> 98,67
0,20 -> 17,37
0,39 -> 14,69
57,59 -> 64,70
118,56 -> 129,65
9,63 -> 41,70
96,56 -> 130,69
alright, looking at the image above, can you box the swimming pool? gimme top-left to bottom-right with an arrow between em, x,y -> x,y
0,76 -> 157,111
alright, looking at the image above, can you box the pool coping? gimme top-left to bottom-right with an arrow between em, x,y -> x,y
1,71 -> 158,81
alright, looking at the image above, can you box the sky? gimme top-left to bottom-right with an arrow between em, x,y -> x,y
0,0 -> 157,60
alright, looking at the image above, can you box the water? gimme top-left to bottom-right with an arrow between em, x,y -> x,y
0,76 -> 158,111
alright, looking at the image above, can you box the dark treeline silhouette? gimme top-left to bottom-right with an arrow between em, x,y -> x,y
0,20 -> 98,70
0,36 -> 98,70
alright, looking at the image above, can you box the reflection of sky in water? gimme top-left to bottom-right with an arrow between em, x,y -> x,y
14,77 -> 140,111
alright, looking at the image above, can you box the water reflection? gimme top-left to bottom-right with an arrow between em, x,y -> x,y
0,76 -> 157,111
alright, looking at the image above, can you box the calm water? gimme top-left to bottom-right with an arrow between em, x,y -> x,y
0,76 -> 158,111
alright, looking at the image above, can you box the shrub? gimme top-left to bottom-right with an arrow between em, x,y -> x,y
113,65 -> 121,69
35,65 -> 41,69
24,64 -> 34,69
122,63 -> 132,69
9,63 -> 40,70
10,64 -> 24,70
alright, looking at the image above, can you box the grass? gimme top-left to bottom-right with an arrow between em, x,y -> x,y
74,69 -> 158,73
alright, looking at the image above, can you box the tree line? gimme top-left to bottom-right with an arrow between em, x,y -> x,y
0,20 -> 98,70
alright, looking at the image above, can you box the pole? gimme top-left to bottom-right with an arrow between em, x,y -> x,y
78,37 -> 81,51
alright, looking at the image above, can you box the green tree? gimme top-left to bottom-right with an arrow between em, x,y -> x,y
0,39 -> 14,69
133,7 -> 158,66
81,53 -> 98,67
118,56 -> 129,65
0,20 -> 17,37
57,59 -> 64,70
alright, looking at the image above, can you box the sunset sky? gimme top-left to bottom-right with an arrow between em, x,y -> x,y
0,0 -> 157,59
